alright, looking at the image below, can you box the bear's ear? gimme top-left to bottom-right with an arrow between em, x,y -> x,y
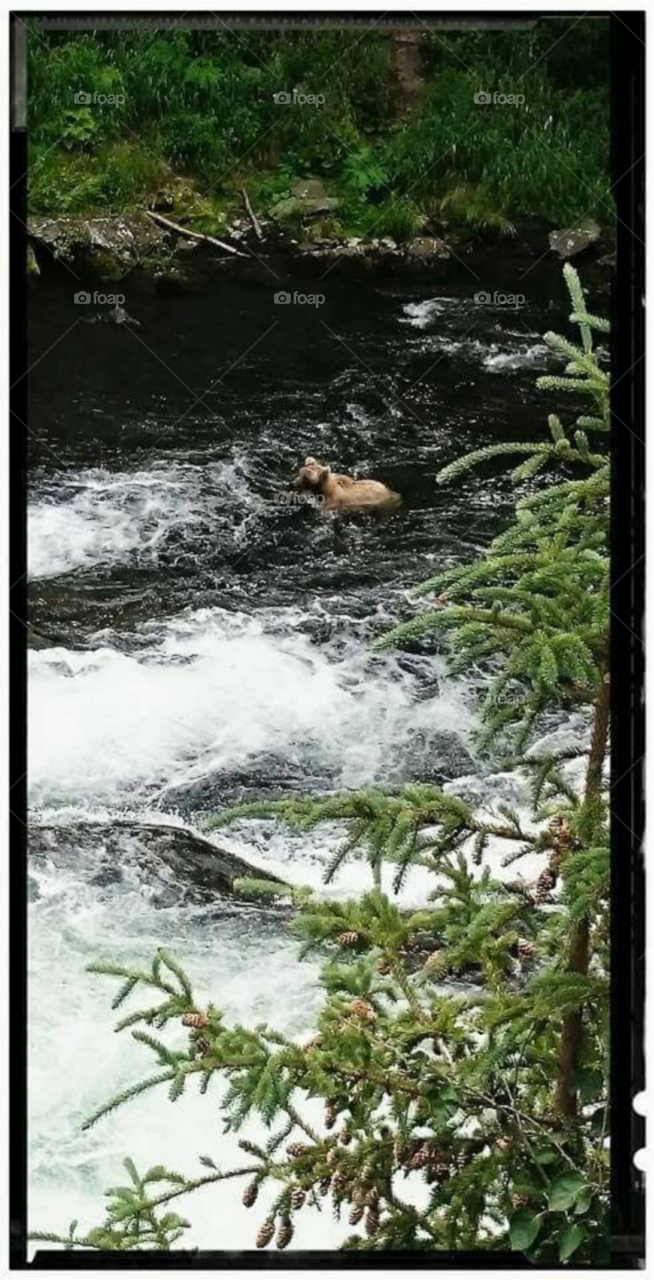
304,456 -> 318,467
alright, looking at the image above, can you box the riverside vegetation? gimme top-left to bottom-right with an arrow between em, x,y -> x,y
27,20 -> 610,239
31,267 -> 611,1263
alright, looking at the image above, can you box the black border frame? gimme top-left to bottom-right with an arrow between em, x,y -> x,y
9,8 -> 645,1269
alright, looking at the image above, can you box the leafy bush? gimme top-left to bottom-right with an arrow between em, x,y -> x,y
26,21 -> 610,231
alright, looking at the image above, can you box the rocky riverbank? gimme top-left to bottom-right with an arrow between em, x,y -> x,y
26,179 -> 615,290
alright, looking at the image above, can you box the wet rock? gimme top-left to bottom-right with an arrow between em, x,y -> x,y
28,214 -> 166,278
82,303 -> 142,329
30,820 -> 285,906
162,752 -> 334,815
405,236 -> 450,263
548,220 -> 601,260
389,728 -> 474,785
526,714 -> 590,761
597,250 -> 616,271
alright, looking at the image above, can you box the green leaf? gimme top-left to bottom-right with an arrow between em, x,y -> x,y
559,1221 -> 586,1261
509,1209 -> 541,1251
532,1147 -> 558,1165
574,1189 -> 593,1215
548,1173 -> 586,1212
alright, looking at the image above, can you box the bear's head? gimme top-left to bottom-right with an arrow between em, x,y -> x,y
293,457 -> 331,493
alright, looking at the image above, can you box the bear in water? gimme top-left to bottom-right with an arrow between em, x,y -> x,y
292,457 -> 401,514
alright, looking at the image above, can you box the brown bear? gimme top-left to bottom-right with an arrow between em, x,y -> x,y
292,457 -> 401,514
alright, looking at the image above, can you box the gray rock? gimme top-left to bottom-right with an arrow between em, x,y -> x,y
28,214 -> 166,278
405,236 -> 450,262
272,177 -> 339,222
83,303 -> 142,328
30,819 -> 285,906
548,221 -> 601,260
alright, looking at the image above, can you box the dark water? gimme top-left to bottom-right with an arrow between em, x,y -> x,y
28,251 -> 594,643
27,250 -> 606,1248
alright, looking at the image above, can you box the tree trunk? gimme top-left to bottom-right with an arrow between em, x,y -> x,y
553,670 -> 610,1118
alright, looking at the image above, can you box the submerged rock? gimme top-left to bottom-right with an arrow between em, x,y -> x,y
548,220 -> 601,260
30,819 -> 285,907
82,303 -> 142,329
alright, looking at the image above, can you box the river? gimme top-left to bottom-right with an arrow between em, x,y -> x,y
27,250 -> 604,1250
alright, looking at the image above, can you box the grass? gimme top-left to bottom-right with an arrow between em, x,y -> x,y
26,22 -> 612,237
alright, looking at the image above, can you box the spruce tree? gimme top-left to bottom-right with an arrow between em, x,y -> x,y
32,266 -> 610,1263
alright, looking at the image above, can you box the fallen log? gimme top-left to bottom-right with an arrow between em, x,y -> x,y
241,188 -> 264,241
144,209 -> 248,258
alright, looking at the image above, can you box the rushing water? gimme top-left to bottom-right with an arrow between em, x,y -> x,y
27,252 -> 604,1249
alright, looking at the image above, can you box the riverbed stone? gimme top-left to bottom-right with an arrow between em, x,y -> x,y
30,819 -> 286,906
548,220 -> 601,260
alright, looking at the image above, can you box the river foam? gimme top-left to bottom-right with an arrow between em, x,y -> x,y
28,459 -> 262,580
29,605 -> 473,811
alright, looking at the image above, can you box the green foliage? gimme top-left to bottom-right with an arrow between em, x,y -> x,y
33,267 -> 610,1261
377,266 -> 609,759
26,21 -> 609,231
30,1159 -> 193,1250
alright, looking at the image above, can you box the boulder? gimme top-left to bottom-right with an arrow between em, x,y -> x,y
548,220 -> 601,260
405,236 -> 450,262
30,819 -> 286,907
272,178 -> 339,223
28,214 -> 166,277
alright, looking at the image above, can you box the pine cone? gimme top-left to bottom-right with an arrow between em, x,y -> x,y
409,1145 -> 431,1169
319,1175 -> 332,1195
345,998 -> 377,1023
331,1170 -> 347,1198
287,1142 -> 311,1159
517,938 -> 535,960
376,959 -> 392,975
326,1147 -> 338,1167
256,1218 -> 275,1249
511,1192 -> 529,1210
290,1186 -> 305,1211
535,866 -> 557,902
182,1011 -> 209,1029
365,1208 -> 380,1237
276,1221 -> 294,1251
339,1126 -> 353,1145
349,1204 -> 365,1226
325,1099 -> 338,1129
194,1036 -> 211,1057
242,1181 -> 258,1208
337,931 -> 360,948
